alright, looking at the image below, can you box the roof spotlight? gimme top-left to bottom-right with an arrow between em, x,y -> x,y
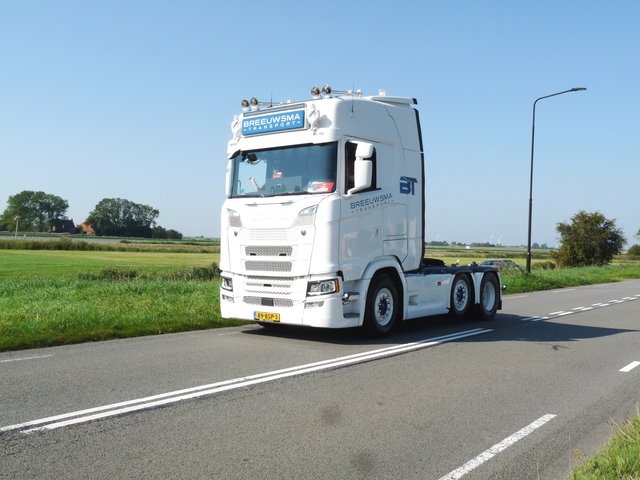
311,86 -> 321,99
249,97 -> 259,111
321,85 -> 332,98
241,99 -> 250,112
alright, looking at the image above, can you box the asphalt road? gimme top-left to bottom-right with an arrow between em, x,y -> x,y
1,280 -> 639,479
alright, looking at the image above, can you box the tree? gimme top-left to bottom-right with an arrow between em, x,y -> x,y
553,211 -> 626,267
0,191 -> 69,232
151,226 -> 183,240
86,198 -> 159,237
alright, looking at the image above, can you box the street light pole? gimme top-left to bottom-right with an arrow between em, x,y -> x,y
14,216 -> 20,239
526,87 -> 586,273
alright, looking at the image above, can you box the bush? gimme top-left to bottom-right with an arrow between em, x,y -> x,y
77,263 -> 220,282
532,261 -> 556,270
553,211 -> 626,267
627,244 -> 640,256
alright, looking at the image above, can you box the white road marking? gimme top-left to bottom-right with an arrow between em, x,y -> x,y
620,361 -> 640,373
0,355 -> 53,364
1,328 -> 492,433
438,414 -> 557,480
529,293 -> 639,322
552,289 -> 575,293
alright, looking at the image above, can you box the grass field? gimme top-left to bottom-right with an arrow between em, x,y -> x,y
0,249 -> 220,277
0,247 -> 232,351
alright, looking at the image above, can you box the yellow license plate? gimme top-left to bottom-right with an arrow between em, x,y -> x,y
254,311 -> 280,322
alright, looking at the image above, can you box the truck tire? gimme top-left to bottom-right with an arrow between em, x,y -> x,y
477,273 -> 499,321
363,274 -> 399,337
449,274 -> 471,318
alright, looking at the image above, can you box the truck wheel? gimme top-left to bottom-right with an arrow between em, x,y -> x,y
363,274 -> 398,337
449,274 -> 471,318
477,273 -> 499,321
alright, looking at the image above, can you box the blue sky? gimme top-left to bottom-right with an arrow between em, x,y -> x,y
1,1 -> 638,247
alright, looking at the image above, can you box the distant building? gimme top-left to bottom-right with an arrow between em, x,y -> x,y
77,222 -> 94,234
49,219 -> 76,233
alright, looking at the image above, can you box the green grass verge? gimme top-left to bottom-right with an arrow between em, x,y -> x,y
567,407 -> 640,479
0,266 -> 247,352
500,264 -> 640,294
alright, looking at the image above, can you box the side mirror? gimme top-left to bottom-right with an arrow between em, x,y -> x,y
347,142 -> 374,195
355,142 -> 374,159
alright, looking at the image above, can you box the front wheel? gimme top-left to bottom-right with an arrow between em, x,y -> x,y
363,274 -> 399,337
477,273 -> 499,321
449,274 -> 472,318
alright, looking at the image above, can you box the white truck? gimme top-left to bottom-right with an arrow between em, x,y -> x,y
219,85 -> 501,336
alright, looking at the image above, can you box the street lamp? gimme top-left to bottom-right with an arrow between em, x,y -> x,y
14,216 -> 20,239
526,87 -> 586,273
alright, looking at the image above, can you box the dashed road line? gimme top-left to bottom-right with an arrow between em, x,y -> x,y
0,355 -> 53,364
438,414 -> 557,480
521,293 -> 639,323
521,316 -> 548,322
620,361 -> 640,373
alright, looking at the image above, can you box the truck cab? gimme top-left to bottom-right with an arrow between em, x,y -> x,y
219,86 -> 501,336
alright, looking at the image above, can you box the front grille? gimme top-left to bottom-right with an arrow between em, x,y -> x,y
246,276 -> 294,282
244,297 -> 294,308
249,229 -> 292,242
245,282 -> 292,291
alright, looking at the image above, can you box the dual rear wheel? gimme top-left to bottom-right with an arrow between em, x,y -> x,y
449,272 -> 499,321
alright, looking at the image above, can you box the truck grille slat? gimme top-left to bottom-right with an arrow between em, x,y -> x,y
245,246 -> 293,257
244,297 -> 293,308
244,260 -> 292,272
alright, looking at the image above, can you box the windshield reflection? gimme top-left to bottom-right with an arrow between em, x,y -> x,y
230,142 -> 338,197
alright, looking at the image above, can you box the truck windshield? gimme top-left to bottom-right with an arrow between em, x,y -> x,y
230,142 -> 338,198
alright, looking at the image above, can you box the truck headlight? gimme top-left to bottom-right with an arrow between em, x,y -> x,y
227,209 -> 242,228
294,205 -> 317,227
221,276 -> 233,291
307,278 -> 339,296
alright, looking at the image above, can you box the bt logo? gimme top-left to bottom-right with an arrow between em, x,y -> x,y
399,176 -> 418,195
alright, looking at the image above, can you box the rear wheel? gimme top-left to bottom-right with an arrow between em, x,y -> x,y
449,274 -> 471,318
363,274 -> 399,337
477,273 -> 499,321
